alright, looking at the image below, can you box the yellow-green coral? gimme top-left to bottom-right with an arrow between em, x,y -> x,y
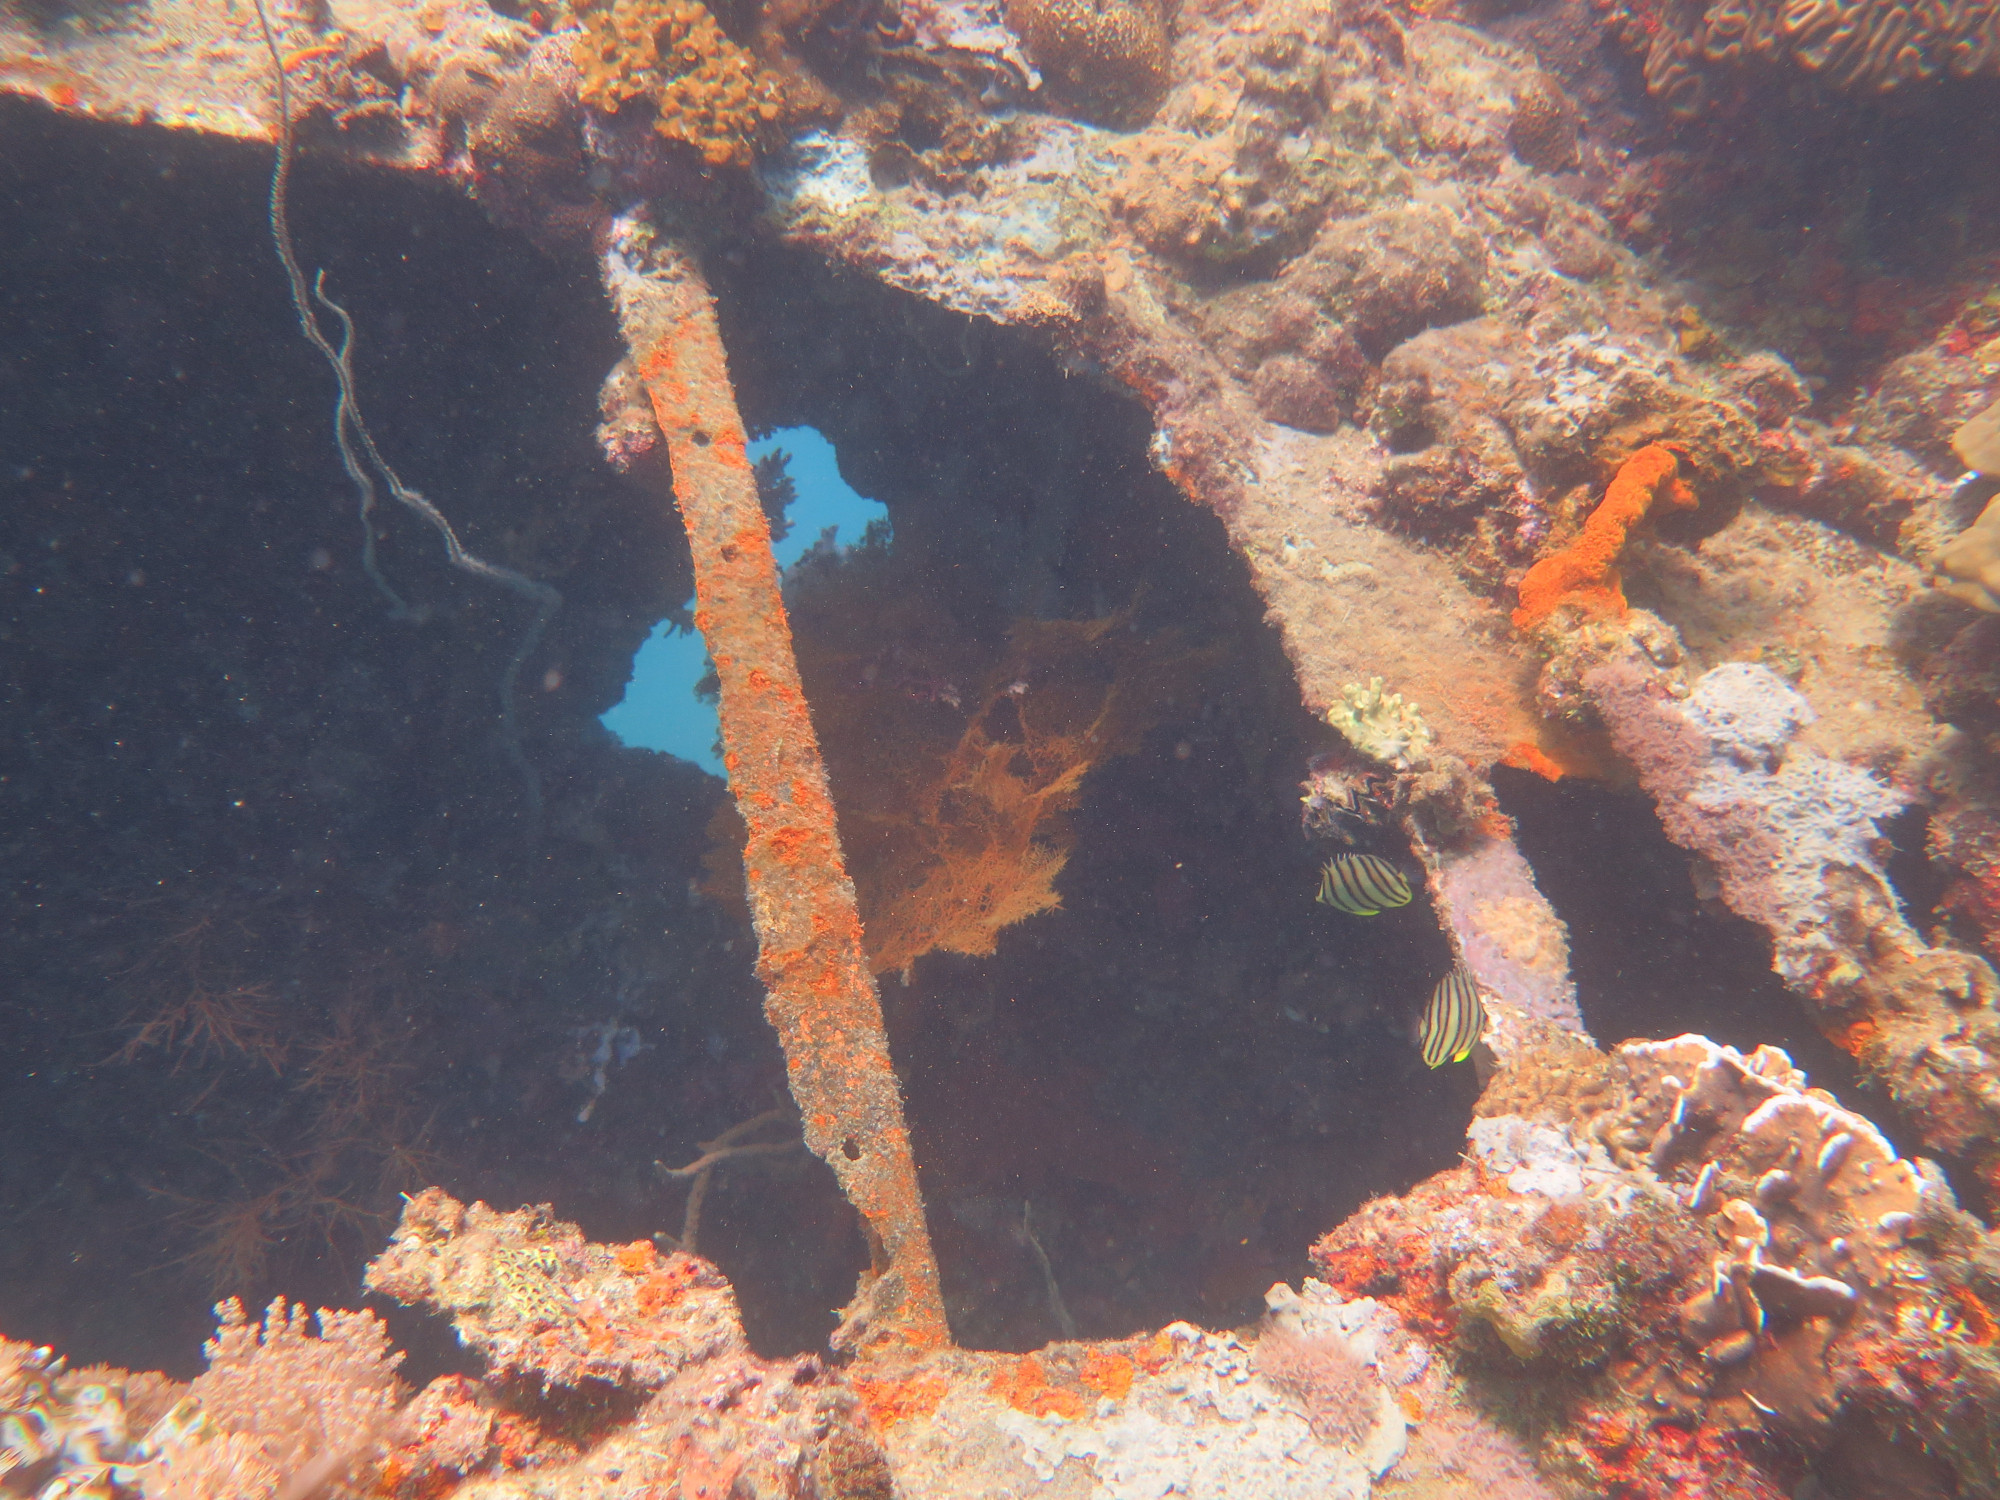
490,1243 -> 576,1324
570,0 -> 787,168
1326,677 -> 1434,770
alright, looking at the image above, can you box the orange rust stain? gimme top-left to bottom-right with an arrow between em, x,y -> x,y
1502,740 -> 1566,781
1133,1330 -> 1176,1374
636,1261 -> 697,1317
765,825 -> 820,865
1395,1389 -> 1424,1421
1827,1015 -> 1880,1055
614,1240 -> 658,1275
850,1368 -> 950,1428
626,249 -> 949,1352
1079,1349 -> 1134,1402
989,1354 -> 1089,1419
1951,1285 -> 1999,1344
1513,444 -> 1695,630
281,39 -> 345,69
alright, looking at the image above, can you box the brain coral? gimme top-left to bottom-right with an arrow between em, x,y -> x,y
1598,0 -> 2000,115
570,0 -> 787,167
1004,0 -> 1172,127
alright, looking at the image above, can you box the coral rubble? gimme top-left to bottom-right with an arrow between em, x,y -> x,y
15,1006 -> 2000,1500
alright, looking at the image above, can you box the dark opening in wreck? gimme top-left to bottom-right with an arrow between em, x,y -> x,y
5,86 -> 1971,1389
3,99 -> 1474,1370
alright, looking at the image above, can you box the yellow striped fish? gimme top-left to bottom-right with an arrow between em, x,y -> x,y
1420,968 -> 1485,1068
1316,854 -> 1413,916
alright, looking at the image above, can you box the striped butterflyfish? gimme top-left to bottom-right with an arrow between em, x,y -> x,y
1420,967 -> 1485,1068
1315,853 -> 1413,916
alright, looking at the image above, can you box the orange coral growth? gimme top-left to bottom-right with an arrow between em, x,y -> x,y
1079,1348 -> 1135,1401
1825,1013 -> 1881,1055
1948,1285 -> 1999,1345
1501,740 -> 1566,781
1511,444 -> 1696,630
1133,1329 -> 1176,1373
849,1367 -> 950,1427
636,1260 -> 700,1315
781,552 -> 1215,977
989,1354 -> 1090,1419
570,0 -> 789,166
1312,1225 -> 1457,1343
614,1240 -> 658,1275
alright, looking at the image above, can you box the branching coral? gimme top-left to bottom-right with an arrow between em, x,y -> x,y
1512,444 -> 1696,631
569,0 -> 788,167
140,1298 -> 406,1500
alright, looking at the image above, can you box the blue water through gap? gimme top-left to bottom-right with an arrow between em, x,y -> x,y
600,426 -> 889,775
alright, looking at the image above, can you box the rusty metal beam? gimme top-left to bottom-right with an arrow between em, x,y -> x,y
601,215 -> 949,1356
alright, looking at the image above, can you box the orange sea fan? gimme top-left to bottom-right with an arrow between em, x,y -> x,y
740,552 -> 1216,978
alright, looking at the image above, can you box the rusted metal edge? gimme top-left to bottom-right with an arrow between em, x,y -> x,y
600,211 -> 949,1356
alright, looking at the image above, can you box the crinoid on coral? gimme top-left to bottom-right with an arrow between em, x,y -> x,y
568,0 -> 790,166
1596,0 -> 2000,116
1004,0 -> 1172,127
736,547 -> 1220,979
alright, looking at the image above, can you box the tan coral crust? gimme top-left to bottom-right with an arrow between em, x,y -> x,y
568,0 -> 787,166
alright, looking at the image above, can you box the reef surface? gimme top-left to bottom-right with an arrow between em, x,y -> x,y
7,0 -> 2000,1490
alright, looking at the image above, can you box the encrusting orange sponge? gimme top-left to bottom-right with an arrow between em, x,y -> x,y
1512,443 -> 1696,630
